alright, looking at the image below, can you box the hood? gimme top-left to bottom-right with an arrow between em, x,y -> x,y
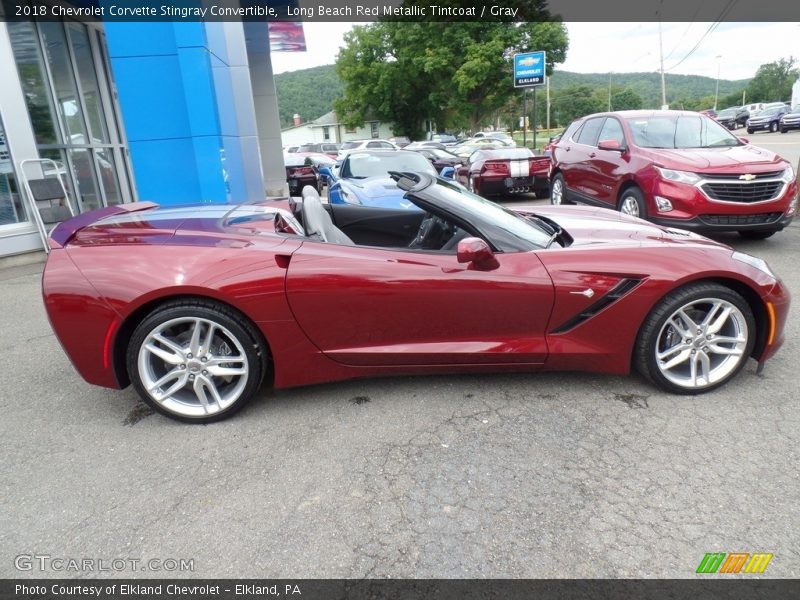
516,205 -> 729,249
341,177 -> 419,209
640,144 -> 787,174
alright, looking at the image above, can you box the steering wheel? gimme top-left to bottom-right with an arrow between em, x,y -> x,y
408,214 -> 454,250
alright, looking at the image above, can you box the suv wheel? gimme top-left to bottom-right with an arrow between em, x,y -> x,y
550,174 -> 573,205
618,187 -> 646,219
747,128 -> 754,134
769,122 -> 778,133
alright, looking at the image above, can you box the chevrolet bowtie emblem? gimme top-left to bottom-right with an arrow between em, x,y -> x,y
739,174 -> 756,181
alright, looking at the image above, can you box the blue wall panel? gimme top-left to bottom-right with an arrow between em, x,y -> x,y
104,21 -> 256,206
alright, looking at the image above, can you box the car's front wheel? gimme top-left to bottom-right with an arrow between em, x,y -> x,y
634,283 -> 755,394
747,128 -> 754,134
618,186 -> 646,219
127,299 -> 268,423
780,128 -> 787,134
550,174 -> 572,205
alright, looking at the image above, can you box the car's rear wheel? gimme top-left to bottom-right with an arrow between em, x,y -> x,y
468,175 -> 479,195
127,299 -> 267,423
634,283 -> 755,394
618,186 -> 646,219
550,174 -> 572,205
738,229 -> 777,240
769,122 -> 778,133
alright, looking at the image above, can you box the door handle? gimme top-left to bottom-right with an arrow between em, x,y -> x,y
588,152 -> 596,158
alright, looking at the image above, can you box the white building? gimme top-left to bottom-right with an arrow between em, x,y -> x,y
281,111 -> 396,147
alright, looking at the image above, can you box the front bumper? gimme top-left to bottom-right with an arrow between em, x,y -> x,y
747,120 -> 776,131
649,212 -> 794,233
780,120 -> 800,130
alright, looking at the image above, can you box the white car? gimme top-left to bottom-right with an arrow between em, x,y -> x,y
336,139 -> 398,161
472,131 -> 516,147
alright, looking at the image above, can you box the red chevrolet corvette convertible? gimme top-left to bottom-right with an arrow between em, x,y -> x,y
42,173 -> 789,422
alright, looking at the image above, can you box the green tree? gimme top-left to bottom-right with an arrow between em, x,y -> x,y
610,88 -> 643,111
334,17 -> 568,139
746,57 -> 798,103
550,84 -> 603,125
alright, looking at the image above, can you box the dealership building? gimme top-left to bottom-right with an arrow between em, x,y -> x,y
0,8 -> 297,258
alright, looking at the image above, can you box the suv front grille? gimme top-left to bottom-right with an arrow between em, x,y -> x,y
700,213 -> 782,226
701,181 -> 783,203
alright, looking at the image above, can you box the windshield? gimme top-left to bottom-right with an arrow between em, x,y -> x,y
342,152 -> 436,178
340,141 -> 362,150
625,115 -> 740,149
429,149 -> 458,159
425,178 -> 552,249
758,107 -> 781,117
717,109 -> 736,118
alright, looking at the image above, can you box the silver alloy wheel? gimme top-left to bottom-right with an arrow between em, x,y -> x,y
654,298 -> 748,390
620,194 -> 640,217
551,178 -> 563,205
137,317 -> 249,417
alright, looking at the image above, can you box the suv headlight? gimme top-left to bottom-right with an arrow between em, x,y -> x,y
732,251 -> 776,279
655,167 -> 701,185
781,164 -> 795,183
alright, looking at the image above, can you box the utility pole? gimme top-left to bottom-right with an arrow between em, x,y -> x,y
546,76 -> 551,130
607,71 -> 612,111
659,21 -> 667,109
714,55 -> 722,110
522,89 -> 527,146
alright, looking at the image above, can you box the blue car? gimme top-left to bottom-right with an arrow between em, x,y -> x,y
321,150 -> 438,209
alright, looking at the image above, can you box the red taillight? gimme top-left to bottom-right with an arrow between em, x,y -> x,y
289,166 -> 314,177
482,161 -> 510,176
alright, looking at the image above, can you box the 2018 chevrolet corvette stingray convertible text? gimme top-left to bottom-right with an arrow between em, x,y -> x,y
43,173 -> 789,422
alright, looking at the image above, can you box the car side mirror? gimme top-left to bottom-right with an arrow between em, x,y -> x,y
597,139 -> 624,152
457,237 -> 499,270
440,166 -> 455,179
318,166 -> 335,181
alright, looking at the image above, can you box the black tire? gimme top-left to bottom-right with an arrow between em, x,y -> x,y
468,174 -> 483,196
747,129 -> 754,134
738,229 -> 777,240
769,122 -> 778,133
780,128 -> 787,134
618,186 -> 647,219
634,283 -> 755,394
127,299 -> 268,423
549,173 -> 573,205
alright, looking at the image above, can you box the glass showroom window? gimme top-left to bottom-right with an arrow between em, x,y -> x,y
8,20 -> 132,213
0,117 -> 25,227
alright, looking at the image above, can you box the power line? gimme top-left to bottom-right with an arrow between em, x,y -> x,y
665,0 -> 738,72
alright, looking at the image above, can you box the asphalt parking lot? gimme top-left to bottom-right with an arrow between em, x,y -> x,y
1,132 -> 799,579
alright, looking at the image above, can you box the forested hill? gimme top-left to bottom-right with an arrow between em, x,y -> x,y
549,71 -> 751,108
275,64 -> 750,127
275,64 -> 343,127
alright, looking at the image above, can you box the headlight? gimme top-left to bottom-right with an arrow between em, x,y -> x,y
340,187 -> 361,205
655,167 -> 701,185
781,164 -> 795,183
732,251 -> 776,279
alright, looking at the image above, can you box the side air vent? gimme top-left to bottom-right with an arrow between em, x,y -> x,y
551,278 -> 642,334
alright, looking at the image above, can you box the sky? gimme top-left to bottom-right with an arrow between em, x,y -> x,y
271,22 -> 800,82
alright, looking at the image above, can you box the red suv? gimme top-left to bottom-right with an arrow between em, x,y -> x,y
549,110 -> 797,239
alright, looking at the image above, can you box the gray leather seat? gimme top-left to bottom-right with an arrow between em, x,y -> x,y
301,186 -> 355,246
